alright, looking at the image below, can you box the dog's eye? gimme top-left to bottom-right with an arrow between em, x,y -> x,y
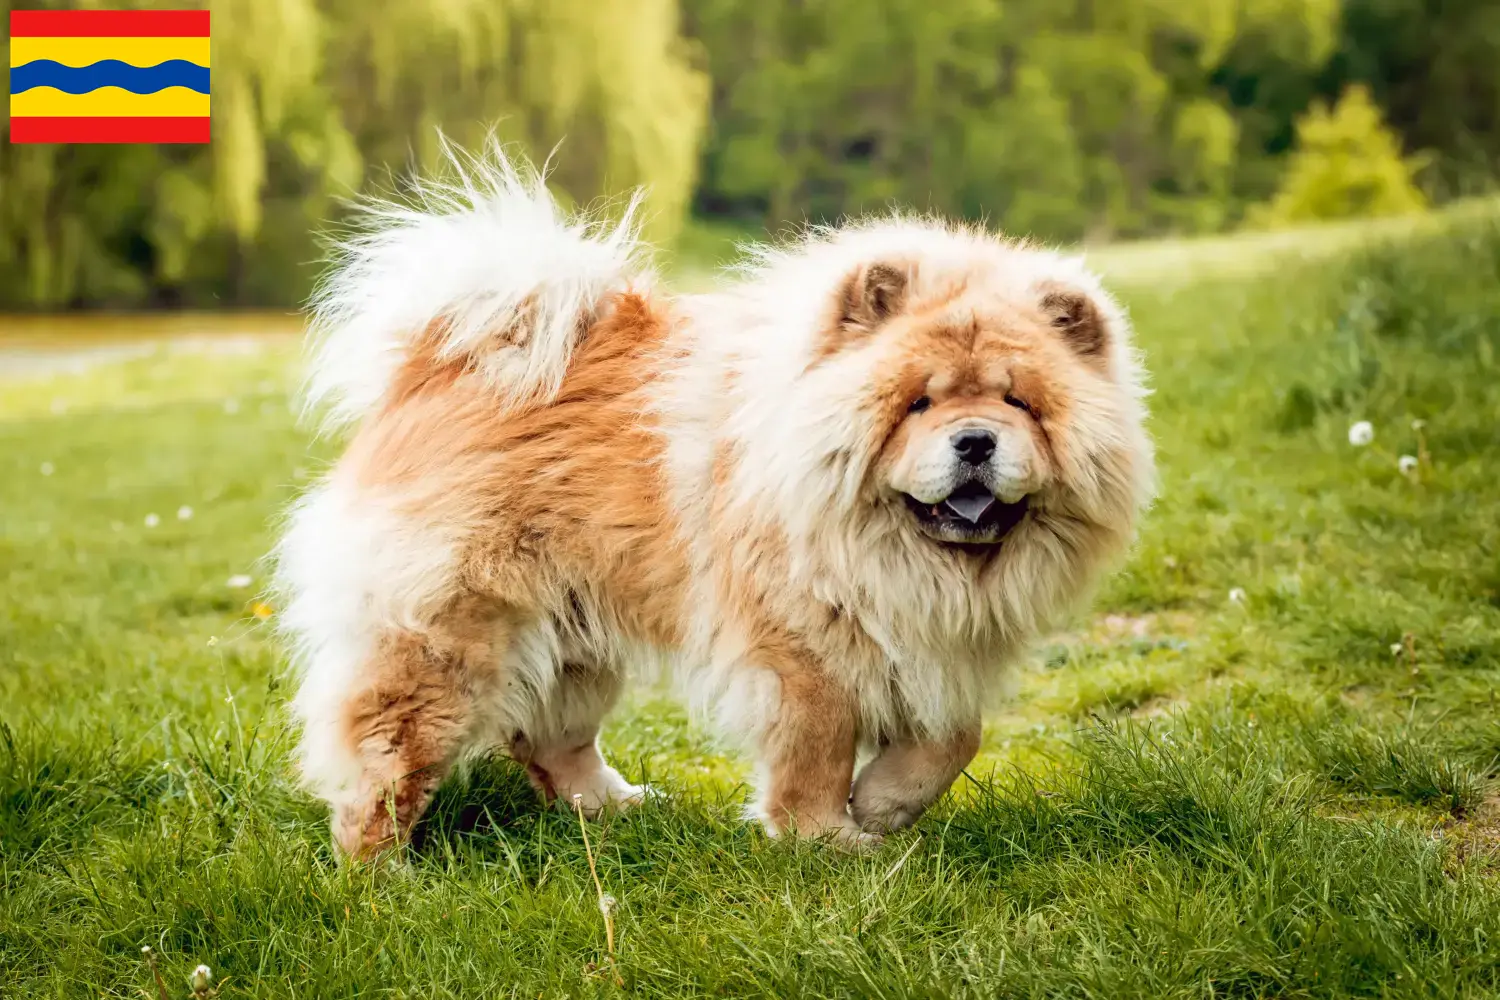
908,395 -> 931,414
1004,393 -> 1032,414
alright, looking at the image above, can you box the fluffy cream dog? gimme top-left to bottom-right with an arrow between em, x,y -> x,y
275,147 -> 1153,858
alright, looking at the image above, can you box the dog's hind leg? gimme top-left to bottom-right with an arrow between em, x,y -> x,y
323,597 -> 509,861
510,661 -> 644,816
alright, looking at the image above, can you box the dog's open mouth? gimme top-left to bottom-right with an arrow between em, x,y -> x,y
902,482 -> 1029,544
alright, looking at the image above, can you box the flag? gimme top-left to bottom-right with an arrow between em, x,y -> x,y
9,9 -> 210,144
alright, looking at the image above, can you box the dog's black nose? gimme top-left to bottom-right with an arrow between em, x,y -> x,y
951,429 -> 996,465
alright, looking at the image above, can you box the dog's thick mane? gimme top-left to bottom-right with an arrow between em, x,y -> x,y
680,224 -> 1150,603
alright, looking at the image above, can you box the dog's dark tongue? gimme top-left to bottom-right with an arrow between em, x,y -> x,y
942,483 -> 996,524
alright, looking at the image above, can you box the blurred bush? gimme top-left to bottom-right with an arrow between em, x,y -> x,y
1248,85 -> 1428,226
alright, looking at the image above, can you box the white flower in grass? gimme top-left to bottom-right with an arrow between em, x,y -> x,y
39,461 -> 54,476
1228,587 -> 1247,606
1398,455 -> 1418,476
1348,420 -> 1374,447
143,513 -> 160,528
1391,642 -> 1404,656
190,964 -> 213,994
177,505 -> 194,520
226,574 -> 253,589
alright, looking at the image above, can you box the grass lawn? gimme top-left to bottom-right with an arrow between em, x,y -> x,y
3,210 -> 1500,998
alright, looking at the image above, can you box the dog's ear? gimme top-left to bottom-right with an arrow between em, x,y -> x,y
840,262 -> 909,328
1038,283 -> 1108,362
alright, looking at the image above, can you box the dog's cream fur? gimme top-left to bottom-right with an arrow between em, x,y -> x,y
275,146 -> 1154,856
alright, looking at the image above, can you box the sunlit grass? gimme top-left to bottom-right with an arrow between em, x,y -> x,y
3,212 -> 1499,997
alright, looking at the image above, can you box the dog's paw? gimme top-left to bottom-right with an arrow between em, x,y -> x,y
849,791 -> 925,834
558,772 -> 653,818
761,811 -> 885,853
827,824 -> 886,854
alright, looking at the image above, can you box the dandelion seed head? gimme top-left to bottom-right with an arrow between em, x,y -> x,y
599,893 -> 617,917
143,513 -> 160,528
177,505 -> 194,520
1397,455 -> 1418,475
1411,418 -> 1426,431
1391,642 -> 1404,656
1348,420 -> 1374,447
1228,587 -> 1247,605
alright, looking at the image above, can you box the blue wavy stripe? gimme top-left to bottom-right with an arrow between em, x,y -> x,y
10,60 -> 209,96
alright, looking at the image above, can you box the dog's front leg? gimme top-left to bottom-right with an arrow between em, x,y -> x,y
747,654 -> 879,851
850,725 -> 980,833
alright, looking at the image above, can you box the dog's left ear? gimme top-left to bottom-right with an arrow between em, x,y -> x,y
840,262 -> 909,328
1038,283 -> 1108,362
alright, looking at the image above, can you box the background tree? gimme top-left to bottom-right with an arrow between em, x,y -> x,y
0,0 -> 707,308
0,0 -> 1493,309
683,0 -> 1341,240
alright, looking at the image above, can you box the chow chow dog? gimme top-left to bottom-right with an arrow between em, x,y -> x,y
274,147 -> 1153,858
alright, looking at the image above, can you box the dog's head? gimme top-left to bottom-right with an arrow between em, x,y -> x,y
830,256 -> 1140,549
748,225 -> 1149,566
699,220 -> 1153,644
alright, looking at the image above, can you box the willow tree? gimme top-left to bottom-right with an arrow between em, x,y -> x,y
320,0 -> 706,241
0,0 -> 707,307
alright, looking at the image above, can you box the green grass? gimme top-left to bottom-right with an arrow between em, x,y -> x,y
3,211 -> 1500,998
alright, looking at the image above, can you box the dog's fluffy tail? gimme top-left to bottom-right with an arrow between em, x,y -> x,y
305,141 -> 648,428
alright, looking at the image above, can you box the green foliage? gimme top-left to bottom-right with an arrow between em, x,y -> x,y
3,0 -> 1499,307
685,0 -> 1341,240
1248,85 -> 1428,226
0,0 -> 707,308
1331,0 -> 1500,201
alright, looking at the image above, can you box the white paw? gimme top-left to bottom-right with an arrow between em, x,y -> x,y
827,824 -> 886,854
849,792 -> 925,834
558,770 -> 650,818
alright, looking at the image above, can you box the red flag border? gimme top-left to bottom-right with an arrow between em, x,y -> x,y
9,10 -> 209,38
10,116 -> 210,143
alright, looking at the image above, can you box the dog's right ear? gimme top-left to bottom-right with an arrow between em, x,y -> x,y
839,262 -> 909,328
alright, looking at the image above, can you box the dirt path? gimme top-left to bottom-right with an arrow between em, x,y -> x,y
0,313 -> 302,380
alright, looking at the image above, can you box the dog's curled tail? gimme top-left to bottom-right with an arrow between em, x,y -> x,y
304,141 -> 647,429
